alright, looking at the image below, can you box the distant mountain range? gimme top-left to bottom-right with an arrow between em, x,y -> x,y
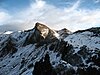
0,22 -> 100,75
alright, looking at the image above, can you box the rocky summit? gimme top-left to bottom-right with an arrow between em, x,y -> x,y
0,23 -> 100,75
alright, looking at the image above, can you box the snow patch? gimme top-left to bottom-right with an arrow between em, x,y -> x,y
4,31 -> 13,34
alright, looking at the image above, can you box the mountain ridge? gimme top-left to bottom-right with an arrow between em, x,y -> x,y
0,23 -> 100,75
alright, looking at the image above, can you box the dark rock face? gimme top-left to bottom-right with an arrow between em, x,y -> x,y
23,22 -> 58,46
33,54 -> 57,75
77,66 -> 100,75
0,37 -> 17,57
60,40 -> 74,61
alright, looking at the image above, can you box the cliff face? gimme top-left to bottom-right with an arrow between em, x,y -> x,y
23,22 -> 59,46
0,23 -> 100,75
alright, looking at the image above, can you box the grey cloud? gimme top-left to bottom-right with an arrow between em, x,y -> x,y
0,24 -> 22,33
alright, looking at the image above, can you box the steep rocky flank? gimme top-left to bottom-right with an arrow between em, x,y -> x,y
0,36 -> 17,58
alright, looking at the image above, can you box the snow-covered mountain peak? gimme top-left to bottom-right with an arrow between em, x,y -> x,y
34,22 -> 55,38
0,24 -> 100,75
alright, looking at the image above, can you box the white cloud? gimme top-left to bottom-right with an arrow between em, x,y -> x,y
34,0 -> 46,8
64,0 -> 81,12
0,11 -> 11,25
0,0 -> 100,32
17,0 -> 100,31
94,0 -> 100,3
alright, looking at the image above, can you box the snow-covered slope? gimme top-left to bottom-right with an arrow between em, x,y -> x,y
0,23 -> 100,75
0,23 -> 62,75
64,27 -> 100,74
65,30 -> 100,53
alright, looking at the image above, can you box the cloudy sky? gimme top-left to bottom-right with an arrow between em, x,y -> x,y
0,0 -> 100,32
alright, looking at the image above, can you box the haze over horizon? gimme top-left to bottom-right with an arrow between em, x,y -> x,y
0,0 -> 100,32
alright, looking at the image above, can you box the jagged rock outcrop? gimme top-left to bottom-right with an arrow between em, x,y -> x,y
57,28 -> 71,39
